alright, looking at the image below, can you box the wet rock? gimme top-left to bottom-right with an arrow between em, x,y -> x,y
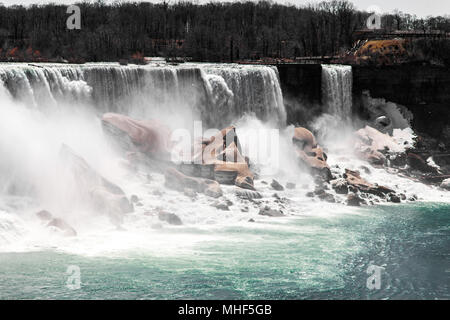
36,210 -> 53,221
344,169 -> 394,197
258,206 -> 284,217
158,211 -> 182,225
286,182 -> 296,190
212,202 -> 230,211
236,190 -> 262,200
331,178 -> 349,195
407,153 -> 438,173
359,166 -> 371,175
200,127 -> 255,190
387,193 -> 401,203
441,178 -> 450,190
204,181 -> 223,198
293,127 -> 332,182
214,170 -> 238,185
271,179 -> 284,191
102,113 -> 172,160
89,186 -> 134,226
183,188 -> 197,199
400,193 -> 407,201
318,192 -> 336,203
223,198 -> 234,206
273,193 -> 280,199
389,153 -> 407,167
314,188 -> 325,196
130,195 -> 139,203
347,193 -> 364,207
241,206 -> 249,213
165,168 -> 223,198
248,218 -> 255,222
47,218 -> 77,237
306,192 -> 315,198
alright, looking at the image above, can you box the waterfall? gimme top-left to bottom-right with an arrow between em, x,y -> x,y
321,64 -> 353,120
0,63 -> 286,128
203,64 -> 286,126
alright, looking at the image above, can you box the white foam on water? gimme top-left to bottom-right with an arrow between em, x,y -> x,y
0,63 -> 448,258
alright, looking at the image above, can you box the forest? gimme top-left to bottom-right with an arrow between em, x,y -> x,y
0,0 -> 449,63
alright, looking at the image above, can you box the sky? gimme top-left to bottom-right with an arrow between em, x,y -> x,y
0,0 -> 448,18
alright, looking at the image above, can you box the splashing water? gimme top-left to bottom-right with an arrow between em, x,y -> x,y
0,62 -> 448,300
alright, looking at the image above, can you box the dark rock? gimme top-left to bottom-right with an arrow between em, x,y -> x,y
271,179 -> 284,191
387,193 -> 401,203
400,193 -> 407,201
359,165 -> 371,175
214,170 -> 238,185
47,218 -> 77,237
158,212 -> 182,225
318,192 -> 336,203
130,195 -> 139,203
36,210 -> 53,221
212,202 -> 230,211
236,190 -> 262,200
313,187 -> 325,196
441,178 -> 450,190
165,168 -> 222,198
344,169 -> 394,197
306,192 -> 315,198
241,206 -> 249,212
407,153 -> 438,173
248,218 -> 255,222
286,182 -> 296,189
183,188 -> 197,198
331,179 -> 349,194
258,206 -> 284,217
347,193 -> 364,207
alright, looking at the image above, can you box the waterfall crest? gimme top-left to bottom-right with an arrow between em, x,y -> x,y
0,63 -> 286,128
321,64 -> 353,120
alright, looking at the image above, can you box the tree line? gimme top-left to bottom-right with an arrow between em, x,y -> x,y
0,0 -> 449,62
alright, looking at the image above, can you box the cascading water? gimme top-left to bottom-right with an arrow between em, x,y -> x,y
0,63 -> 286,129
0,62 -> 448,300
202,64 -> 286,126
321,64 -> 353,120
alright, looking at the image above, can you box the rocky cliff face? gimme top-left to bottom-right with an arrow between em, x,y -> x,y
278,64 -> 450,144
277,64 -> 322,126
352,65 -> 450,141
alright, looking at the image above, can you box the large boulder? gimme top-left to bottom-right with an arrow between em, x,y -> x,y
35,210 -> 77,237
198,126 -> 255,190
293,127 -> 317,151
407,153 -> 439,174
441,178 -> 450,190
59,144 -> 133,226
164,167 -> 223,198
343,169 -> 395,197
102,113 -> 172,161
293,127 -> 332,181
89,186 -> 134,226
